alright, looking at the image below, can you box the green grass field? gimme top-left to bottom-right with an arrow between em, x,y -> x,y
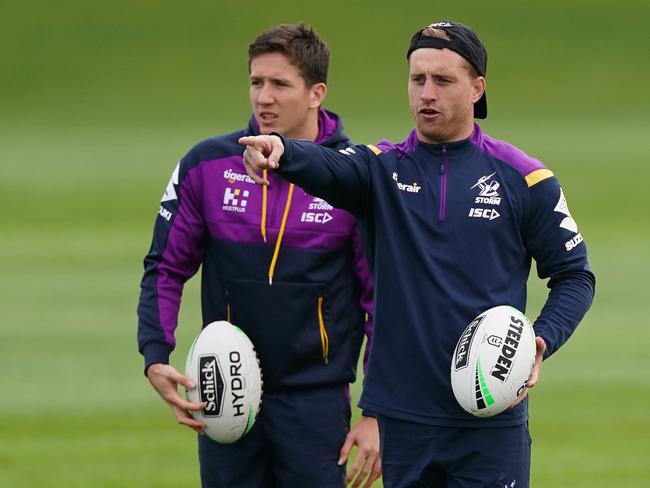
2,1 -> 649,486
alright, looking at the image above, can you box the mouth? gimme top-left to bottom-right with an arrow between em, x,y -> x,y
419,108 -> 441,121
257,111 -> 279,123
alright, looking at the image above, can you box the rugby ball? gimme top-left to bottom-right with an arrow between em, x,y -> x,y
450,306 -> 536,418
185,321 -> 262,443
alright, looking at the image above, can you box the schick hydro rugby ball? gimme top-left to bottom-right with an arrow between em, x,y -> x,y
185,321 -> 262,443
450,306 -> 536,418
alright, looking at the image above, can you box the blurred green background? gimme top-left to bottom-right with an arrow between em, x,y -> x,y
1,0 -> 648,486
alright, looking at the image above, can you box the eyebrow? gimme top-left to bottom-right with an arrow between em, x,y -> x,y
409,71 -> 457,79
250,75 -> 291,84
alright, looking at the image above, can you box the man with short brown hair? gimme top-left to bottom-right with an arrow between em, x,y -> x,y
137,23 -> 380,487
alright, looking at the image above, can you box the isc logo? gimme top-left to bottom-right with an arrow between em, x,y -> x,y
468,208 -> 500,221
300,212 -> 332,224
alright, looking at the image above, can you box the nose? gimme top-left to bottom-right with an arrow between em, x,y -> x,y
420,78 -> 437,102
256,82 -> 275,105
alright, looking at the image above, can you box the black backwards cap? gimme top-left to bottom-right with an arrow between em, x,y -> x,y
407,21 -> 488,119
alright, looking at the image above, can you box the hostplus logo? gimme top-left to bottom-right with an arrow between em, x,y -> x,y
223,187 -> 249,213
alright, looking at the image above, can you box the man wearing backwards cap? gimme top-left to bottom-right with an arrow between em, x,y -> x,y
240,20 -> 595,487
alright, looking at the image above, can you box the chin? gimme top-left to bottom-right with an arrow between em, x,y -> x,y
418,129 -> 446,144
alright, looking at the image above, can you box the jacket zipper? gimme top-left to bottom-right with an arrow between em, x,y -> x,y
439,145 -> 448,223
317,296 -> 329,364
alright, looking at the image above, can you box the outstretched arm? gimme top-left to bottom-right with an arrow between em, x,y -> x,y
240,134 -> 372,217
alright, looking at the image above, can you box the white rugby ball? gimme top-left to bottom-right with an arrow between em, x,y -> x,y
450,306 -> 536,418
185,321 -> 262,443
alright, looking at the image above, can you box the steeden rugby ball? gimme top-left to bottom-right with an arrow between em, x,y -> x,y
185,321 -> 262,443
450,306 -> 536,418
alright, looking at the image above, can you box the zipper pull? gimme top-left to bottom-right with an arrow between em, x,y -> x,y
440,145 -> 448,174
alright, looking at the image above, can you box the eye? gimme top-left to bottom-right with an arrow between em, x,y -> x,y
411,75 -> 425,85
250,79 -> 262,87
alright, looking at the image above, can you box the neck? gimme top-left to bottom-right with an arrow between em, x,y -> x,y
286,109 -> 320,141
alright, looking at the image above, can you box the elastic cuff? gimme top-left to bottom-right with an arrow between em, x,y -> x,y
142,341 -> 173,376
533,330 -> 553,360
270,132 -> 293,164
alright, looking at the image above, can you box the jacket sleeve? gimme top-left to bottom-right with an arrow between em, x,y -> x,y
275,135 -> 373,218
524,175 -> 596,358
350,223 -> 374,374
137,158 -> 207,373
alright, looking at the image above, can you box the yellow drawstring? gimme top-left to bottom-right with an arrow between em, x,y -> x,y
317,296 -> 329,364
268,183 -> 294,285
261,170 -> 268,243
226,303 -> 231,323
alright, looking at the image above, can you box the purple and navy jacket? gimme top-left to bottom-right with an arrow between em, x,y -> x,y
273,124 -> 595,427
137,110 -> 374,392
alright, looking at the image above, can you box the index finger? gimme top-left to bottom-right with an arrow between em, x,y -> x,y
169,390 -> 207,412
238,135 -> 268,153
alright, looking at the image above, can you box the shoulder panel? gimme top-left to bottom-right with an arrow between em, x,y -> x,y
525,168 -> 554,187
471,125 -> 549,182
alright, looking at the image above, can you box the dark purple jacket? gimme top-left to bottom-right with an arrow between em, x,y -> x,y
272,124 -> 595,426
137,110 -> 374,392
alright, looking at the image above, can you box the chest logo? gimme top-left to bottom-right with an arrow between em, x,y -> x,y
301,212 -> 333,224
308,196 -> 333,211
223,187 -> 249,213
392,172 -> 421,193
469,208 -> 501,221
224,168 -> 255,185
471,172 -> 501,205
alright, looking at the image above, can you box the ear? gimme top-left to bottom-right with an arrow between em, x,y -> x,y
308,82 -> 327,109
471,76 -> 486,104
